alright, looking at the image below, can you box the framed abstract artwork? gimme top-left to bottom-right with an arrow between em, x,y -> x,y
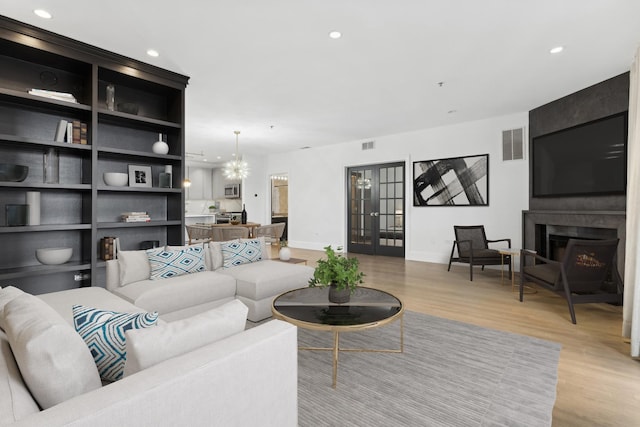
413,154 -> 489,206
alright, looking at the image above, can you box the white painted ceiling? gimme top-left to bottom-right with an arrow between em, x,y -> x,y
2,1 -> 640,167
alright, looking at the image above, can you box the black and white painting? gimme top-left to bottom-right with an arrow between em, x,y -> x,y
413,154 -> 488,206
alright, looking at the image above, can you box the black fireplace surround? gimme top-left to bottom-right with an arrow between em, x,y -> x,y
523,72 -> 629,277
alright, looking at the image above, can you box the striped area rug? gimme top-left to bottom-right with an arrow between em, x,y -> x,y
297,310 -> 560,426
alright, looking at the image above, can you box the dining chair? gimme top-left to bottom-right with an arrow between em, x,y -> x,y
254,223 -> 286,247
219,226 -> 249,241
186,224 -> 213,245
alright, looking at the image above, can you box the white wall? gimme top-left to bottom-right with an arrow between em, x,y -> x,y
255,112 -> 529,264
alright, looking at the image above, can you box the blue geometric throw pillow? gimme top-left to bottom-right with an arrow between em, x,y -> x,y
221,240 -> 263,269
146,245 -> 206,280
73,305 -> 158,382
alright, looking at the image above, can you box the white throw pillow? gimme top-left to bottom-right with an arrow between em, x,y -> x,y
146,246 -> 206,280
0,286 -> 24,331
118,250 -> 151,286
123,299 -> 248,377
73,305 -> 158,382
2,294 -> 102,409
221,240 -> 263,268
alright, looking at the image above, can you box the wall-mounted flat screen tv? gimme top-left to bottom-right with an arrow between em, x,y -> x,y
532,112 -> 628,197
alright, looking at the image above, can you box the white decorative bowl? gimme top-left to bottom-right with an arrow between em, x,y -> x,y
103,172 -> 128,186
36,247 -> 73,265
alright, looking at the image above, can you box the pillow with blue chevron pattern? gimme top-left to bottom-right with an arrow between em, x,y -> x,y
73,305 -> 158,382
221,239 -> 263,268
146,245 -> 206,280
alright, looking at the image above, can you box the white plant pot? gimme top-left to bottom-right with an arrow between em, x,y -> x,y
279,247 -> 291,261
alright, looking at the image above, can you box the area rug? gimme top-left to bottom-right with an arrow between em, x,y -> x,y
296,310 -> 561,427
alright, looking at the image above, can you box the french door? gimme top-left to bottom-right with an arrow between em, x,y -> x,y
347,162 -> 405,257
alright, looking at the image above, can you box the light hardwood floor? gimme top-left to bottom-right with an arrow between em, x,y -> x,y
283,247 -> 640,427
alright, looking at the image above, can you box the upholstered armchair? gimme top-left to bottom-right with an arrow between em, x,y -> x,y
519,238 -> 622,324
447,225 -> 511,281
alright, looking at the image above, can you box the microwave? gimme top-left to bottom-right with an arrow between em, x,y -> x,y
224,184 -> 240,198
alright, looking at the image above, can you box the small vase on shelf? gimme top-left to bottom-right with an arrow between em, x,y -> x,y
152,133 -> 169,154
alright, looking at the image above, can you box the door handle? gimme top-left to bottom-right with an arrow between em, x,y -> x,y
370,212 -> 379,217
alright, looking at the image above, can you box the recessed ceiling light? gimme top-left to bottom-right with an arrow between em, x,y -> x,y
329,31 -> 342,39
34,9 -> 52,19
550,46 -> 564,54
146,49 -> 159,57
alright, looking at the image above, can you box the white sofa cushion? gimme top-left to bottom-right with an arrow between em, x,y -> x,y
2,293 -> 101,409
73,305 -> 158,382
118,250 -> 151,286
0,330 -> 39,423
224,260 -> 314,300
221,240 -> 264,268
111,271 -> 237,316
37,287 -> 152,326
123,299 -> 248,376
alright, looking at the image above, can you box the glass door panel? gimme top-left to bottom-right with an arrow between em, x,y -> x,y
348,162 -> 404,257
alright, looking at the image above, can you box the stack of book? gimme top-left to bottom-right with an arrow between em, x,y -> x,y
100,236 -> 117,260
29,89 -> 78,103
121,212 -> 151,223
55,119 -> 88,144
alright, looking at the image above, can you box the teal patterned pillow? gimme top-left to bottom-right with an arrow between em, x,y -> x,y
146,246 -> 206,280
73,305 -> 158,382
221,240 -> 263,268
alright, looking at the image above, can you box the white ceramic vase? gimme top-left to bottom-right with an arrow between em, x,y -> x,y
279,247 -> 291,261
152,133 -> 169,154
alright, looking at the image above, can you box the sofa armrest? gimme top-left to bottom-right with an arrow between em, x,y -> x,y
105,259 -> 119,292
13,320 -> 298,427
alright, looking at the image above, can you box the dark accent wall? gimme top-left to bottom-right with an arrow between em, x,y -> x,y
528,72 -> 629,211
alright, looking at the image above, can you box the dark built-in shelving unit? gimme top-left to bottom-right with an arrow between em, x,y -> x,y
0,16 -> 189,293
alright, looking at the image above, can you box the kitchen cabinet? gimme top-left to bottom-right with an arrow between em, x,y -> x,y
186,167 -> 213,200
0,17 -> 188,293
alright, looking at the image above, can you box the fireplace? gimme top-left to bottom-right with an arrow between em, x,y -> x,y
543,225 -> 618,261
522,210 -> 625,276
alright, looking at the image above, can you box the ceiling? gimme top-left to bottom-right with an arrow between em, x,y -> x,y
2,1 -> 640,167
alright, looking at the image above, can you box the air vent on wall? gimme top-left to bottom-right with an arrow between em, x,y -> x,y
362,141 -> 375,150
502,128 -> 525,161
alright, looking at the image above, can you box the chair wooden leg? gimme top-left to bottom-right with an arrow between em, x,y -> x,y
447,243 -> 456,272
560,268 -> 577,324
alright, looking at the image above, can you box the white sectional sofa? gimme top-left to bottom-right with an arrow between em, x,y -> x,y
0,285 -> 298,426
106,238 -> 314,322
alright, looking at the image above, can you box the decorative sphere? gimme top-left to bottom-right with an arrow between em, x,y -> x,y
152,140 -> 169,155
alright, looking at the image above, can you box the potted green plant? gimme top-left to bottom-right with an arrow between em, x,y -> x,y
308,245 -> 364,303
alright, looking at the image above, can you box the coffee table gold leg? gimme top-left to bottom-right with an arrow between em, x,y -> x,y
400,314 -> 404,353
333,331 -> 339,389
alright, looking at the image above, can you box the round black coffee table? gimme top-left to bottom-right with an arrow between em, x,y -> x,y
272,286 -> 404,388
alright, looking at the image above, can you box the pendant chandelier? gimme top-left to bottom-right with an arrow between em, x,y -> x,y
223,130 -> 250,180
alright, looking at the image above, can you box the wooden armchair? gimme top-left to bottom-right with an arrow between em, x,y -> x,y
447,225 -> 511,281
519,238 -> 623,324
